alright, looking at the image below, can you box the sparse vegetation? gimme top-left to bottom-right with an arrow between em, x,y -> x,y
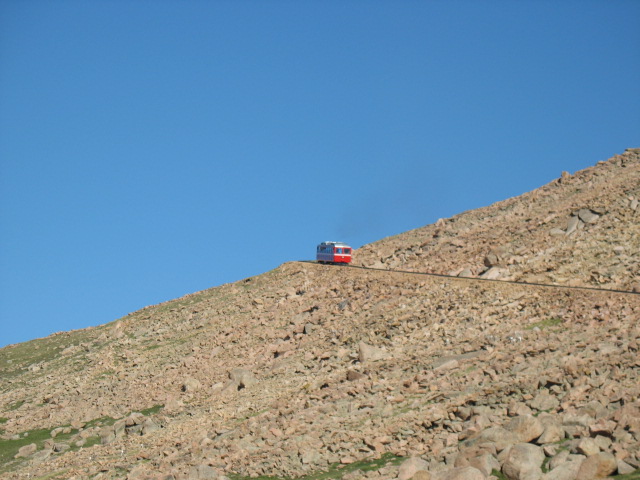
0,405 -> 165,473
5,400 -> 24,412
31,468 -> 71,480
526,317 -> 563,330
615,471 -> 640,479
0,427 -> 52,472
139,405 -> 164,416
491,470 -> 507,480
228,453 -> 403,480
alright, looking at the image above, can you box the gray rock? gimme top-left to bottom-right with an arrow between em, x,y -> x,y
398,456 -> 430,480
576,437 -> 599,456
114,419 -> 127,437
301,449 -> 321,465
500,443 -> 544,480
14,443 -> 37,458
188,465 -> 218,480
431,466 -> 485,480
125,412 -> 145,426
31,448 -> 52,465
530,391 -> 559,412
613,245 -> 625,255
458,268 -> 474,278
471,426 -> 519,452
433,358 -> 459,371
577,208 -> 600,224
562,414 -> 594,428
536,422 -> 564,445
484,253 -> 500,267
126,424 -> 144,436
593,435 -> 611,451
484,246 -> 510,267
358,342 -> 387,362
505,415 -> 544,443
540,457 -> 583,480
468,453 -> 500,476
100,426 -> 116,445
229,368 -> 256,389
547,450 -> 569,471
141,418 -> 160,435
53,442 -> 69,452
565,216 -> 582,235
182,377 -> 202,392
479,267 -> 507,280
617,459 -> 636,475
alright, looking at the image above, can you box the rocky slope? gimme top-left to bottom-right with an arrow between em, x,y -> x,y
356,148 -> 640,293
0,149 -> 639,480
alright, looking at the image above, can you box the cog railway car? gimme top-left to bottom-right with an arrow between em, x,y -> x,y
316,241 -> 352,264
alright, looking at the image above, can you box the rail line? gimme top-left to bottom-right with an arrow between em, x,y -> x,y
299,261 -> 640,296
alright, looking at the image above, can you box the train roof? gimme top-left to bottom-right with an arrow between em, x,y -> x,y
318,241 -> 352,247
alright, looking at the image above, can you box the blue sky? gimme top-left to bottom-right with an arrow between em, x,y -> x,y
1,1 -> 638,348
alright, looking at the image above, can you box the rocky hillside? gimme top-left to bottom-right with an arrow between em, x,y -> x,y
0,149 -> 639,480
356,148 -> 640,293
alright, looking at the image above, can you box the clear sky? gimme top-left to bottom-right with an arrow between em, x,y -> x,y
1,1 -> 639,348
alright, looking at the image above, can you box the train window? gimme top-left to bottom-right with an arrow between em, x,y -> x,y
344,248 -> 351,254
337,248 -> 342,254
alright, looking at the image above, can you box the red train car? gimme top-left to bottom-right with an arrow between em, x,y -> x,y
316,241 -> 352,264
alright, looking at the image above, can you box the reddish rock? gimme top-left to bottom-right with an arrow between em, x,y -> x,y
576,452 -> 617,479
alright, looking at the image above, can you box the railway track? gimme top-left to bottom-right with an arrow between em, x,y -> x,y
299,261 -> 640,296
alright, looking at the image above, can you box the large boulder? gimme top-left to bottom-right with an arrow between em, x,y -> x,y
398,456 -> 430,480
576,453 -> 617,479
505,415 -> 544,443
431,466 -> 486,480
501,443 -> 545,480
14,443 -> 37,459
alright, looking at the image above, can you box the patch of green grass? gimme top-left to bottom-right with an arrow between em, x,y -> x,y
0,405 -> 162,473
78,435 -> 102,449
84,414 -> 117,429
0,329 -> 98,384
526,317 -> 563,330
532,408 -> 553,417
491,469 -> 507,480
228,453 -> 403,480
32,468 -> 71,480
0,427 -> 52,470
6,400 -> 24,411
614,470 -> 640,479
96,369 -> 116,379
139,404 -> 164,416
452,366 -> 477,378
